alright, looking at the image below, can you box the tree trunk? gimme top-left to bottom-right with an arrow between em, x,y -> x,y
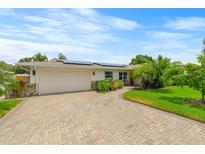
202,89 -> 205,103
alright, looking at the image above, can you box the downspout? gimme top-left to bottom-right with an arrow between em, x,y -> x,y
33,65 -> 39,95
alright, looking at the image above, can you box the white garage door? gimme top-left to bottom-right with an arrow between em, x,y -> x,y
38,67 -> 91,95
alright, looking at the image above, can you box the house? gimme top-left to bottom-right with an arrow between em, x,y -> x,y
18,60 -> 135,95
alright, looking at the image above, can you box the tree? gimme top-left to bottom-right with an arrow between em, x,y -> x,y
171,61 -> 205,102
58,53 -> 67,60
18,57 -> 32,63
32,53 -> 48,62
17,53 -> 48,74
16,58 -> 32,74
13,65 -> 28,74
0,68 -> 18,96
168,39 -> 205,103
132,55 -> 170,88
18,53 -> 49,63
130,54 -> 153,65
202,38 -> 205,55
163,61 -> 184,86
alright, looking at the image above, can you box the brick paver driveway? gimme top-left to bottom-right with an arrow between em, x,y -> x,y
1,87 -> 205,144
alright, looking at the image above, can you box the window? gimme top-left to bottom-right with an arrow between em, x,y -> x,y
105,71 -> 113,79
93,72 -> 95,76
119,72 -> 123,80
119,72 -> 128,81
32,70 -> 36,76
123,72 -> 128,81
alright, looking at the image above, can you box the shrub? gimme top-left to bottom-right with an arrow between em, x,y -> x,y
96,80 -> 110,92
132,55 -> 171,89
116,80 -> 124,89
111,79 -> 124,90
111,80 -> 118,90
96,79 -> 124,92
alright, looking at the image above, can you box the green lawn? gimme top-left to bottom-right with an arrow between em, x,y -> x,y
123,86 -> 205,123
0,99 -> 22,118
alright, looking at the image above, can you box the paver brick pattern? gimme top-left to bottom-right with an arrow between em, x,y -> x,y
1,87 -> 205,144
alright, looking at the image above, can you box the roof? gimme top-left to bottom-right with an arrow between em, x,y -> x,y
17,60 -> 140,70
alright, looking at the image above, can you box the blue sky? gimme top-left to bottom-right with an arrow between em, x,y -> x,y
0,8 -> 205,64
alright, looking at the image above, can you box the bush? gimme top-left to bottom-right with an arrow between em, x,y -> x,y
111,80 -> 118,90
96,79 -> 124,92
116,80 -> 124,89
111,79 -> 124,90
96,80 -> 110,92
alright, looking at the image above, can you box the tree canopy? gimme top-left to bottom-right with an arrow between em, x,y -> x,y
132,55 -> 171,88
18,52 -> 48,63
0,61 -> 14,72
58,53 -> 67,60
163,62 -> 184,86
130,54 -> 153,65
18,57 -> 32,63
32,52 -> 48,62
163,39 -> 205,102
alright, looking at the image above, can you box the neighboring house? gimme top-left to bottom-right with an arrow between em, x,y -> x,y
18,60 -> 135,95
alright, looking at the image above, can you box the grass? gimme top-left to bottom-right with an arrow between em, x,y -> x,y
123,86 -> 205,123
0,99 -> 22,118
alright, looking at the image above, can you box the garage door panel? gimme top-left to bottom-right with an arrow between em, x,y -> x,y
38,68 -> 91,95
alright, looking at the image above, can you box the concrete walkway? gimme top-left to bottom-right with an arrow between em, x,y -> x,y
0,87 -> 205,144
0,96 -> 5,100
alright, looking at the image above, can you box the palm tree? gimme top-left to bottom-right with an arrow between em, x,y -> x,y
0,68 -> 17,96
132,55 -> 170,88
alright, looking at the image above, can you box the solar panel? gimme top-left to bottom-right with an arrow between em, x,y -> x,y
94,62 -> 127,67
62,60 -> 127,67
62,60 -> 93,65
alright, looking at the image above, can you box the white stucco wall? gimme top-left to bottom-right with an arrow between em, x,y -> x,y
91,70 -> 103,81
30,67 -> 36,84
91,69 -> 129,81
113,71 -> 119,80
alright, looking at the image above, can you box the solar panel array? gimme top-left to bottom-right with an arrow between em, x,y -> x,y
93,62 -> 127,67
62,60 -> 93,65
62,60 -> 127,67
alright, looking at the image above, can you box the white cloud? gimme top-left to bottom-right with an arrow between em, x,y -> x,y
160,50 -> 200,63
1,9 -> 202,65
72,51 -> 135,64
107,17 -> 141,30
135,40 -> 200,63
148,31 -> 191,40
0,38 -> 98,63
126,30 -> 202,63
0,9 -> 15,16
0,8 -> 141,63
70,8 -> 140,30
165,17 -> 205,31
71,8 -> 101,18
1,8 -> 140,45
141,31 -> 191,50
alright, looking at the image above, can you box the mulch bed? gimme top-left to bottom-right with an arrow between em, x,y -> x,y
184,98 -> 205,106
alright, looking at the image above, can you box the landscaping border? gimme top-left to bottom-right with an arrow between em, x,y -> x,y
0,99 -> 26,127
123,96 -> 205,124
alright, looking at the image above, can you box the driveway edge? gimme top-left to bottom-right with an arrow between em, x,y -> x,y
123,95 -> 205,125
0,98 -> 28,127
